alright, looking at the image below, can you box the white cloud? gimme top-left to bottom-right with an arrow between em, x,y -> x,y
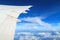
17,23 -> 44,30
39,32 -> 51,37
20,17 -> 55,31
18,17 -> 60,35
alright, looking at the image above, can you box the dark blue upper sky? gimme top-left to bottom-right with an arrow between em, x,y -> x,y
0,0 -> 60,23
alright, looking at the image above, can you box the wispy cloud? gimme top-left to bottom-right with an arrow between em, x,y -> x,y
19,17 -> 60,31
40,11 -> 58,19
20,17 -> 55,31
17,23 -> 45,30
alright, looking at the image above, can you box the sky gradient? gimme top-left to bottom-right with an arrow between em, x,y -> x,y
0,0 -> 60,31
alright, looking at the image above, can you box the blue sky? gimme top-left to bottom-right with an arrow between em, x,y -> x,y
0,0 -> 60,31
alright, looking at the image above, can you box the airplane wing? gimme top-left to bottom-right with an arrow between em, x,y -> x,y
0,5 -> 32,40
0,5 -> 32,18
0,5 -> 32,24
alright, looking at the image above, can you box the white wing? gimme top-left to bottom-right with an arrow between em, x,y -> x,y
0,5 -> 32,24
0,5 -> 32,40
0,5 -> 32,18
